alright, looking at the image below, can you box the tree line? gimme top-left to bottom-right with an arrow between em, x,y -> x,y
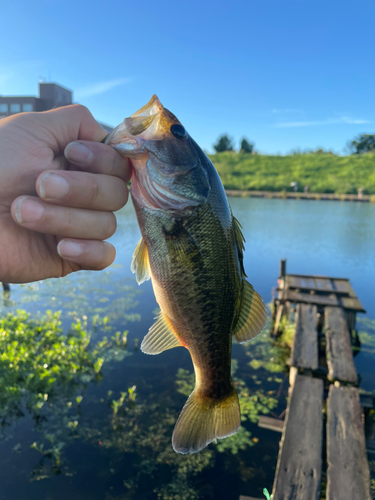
213,133 -> 375,155
213,135 -> 255,154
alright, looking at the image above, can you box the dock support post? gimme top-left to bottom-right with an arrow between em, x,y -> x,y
279,259 -> 286,280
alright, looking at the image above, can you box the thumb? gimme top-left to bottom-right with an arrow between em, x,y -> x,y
36,104 -> 108,153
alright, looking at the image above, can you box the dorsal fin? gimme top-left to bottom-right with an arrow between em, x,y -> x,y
131,238 -> 151,285
232,280 -> 267,343
141,312 -> 184,355
232,215 -> 246,277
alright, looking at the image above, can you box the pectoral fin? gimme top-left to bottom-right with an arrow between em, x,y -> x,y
163,222 -> 200,262
131,238 -> 151,285
141,313 -> 183,355
232,280 -> 267,343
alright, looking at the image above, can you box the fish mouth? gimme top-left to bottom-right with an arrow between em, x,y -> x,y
104,95 -> 172,157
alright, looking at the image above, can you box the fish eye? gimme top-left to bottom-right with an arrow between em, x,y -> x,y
170,123 -> 186,139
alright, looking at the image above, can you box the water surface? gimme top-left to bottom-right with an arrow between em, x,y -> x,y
1,197 -> 374,500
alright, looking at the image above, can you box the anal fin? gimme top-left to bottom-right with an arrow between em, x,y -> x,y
131,238 -> 151,285
232,280 -> 267,343
141,312 -> 183,355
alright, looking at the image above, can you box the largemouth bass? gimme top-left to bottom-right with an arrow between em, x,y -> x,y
105,96 -> 267,454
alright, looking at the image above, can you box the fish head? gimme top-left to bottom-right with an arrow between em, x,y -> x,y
105,95 -> 210,212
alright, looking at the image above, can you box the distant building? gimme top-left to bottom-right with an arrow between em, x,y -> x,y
0,82 -> 113,132
0,82 -> 73,116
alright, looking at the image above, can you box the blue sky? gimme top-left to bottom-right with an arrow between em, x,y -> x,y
1,0 -> 374,154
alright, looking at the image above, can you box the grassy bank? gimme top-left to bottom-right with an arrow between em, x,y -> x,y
208,152 -> 375,194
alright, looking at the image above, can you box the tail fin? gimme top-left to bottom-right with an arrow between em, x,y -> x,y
172,387 -> 240,454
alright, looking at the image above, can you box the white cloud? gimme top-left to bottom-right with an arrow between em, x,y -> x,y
75,77 -> 132,99
274,116 -> 370,128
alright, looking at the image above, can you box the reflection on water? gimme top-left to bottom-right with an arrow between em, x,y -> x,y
0,197 -> 374,499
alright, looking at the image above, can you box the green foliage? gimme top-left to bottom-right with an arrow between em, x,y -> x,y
240,137 -> 254,154
0,309 -> 130,434
356,317 -> 375,355
208,151 -> 375,194
31,435 -> 65,467
1,271 -> 142,327
370,460 -> 375,498
263,488 -> 273,500
1,306 -> 289,498
278,316 -> 296,348
348,133 -> 375,154
215,426 -> 254,454
82,393 -> 215,500
245,330 -> 290,374
213,134 -> 234,153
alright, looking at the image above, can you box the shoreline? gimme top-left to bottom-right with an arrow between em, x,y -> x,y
225,189 -> 374,203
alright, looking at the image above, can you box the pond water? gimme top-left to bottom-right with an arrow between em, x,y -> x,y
1,197 -> 375,500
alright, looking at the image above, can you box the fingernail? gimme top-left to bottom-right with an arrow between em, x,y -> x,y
14,197 -> 44,224
39,173 -> 69,199
65,142 -> 92,164
57,240 -> 83,258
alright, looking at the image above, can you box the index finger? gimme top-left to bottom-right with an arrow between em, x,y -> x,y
64,141 -> 132,182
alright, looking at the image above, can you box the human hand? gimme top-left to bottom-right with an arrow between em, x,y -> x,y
0,105 -> 131,284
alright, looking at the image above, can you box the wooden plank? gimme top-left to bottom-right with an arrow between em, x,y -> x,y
341,297 -> 366,312
283,281 -> 351,296
290,304 -> 318,370
327,386 -> 371,500
332,279 -> 354,295
239,496 -> 263,500
288,273 -> 350,282
286,275 -> 334,293
258,416 -> 284,432
325,307 -> 358,384
279,258 -> 286,279
284,290 -> 340,306
272,375 -> 324,500
315,278 -> 335,292
283,290 -> 365,312
273,302 -> 285,335
297,276 -> 316,289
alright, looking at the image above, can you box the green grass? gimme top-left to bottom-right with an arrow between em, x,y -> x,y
208,152 -> 375,194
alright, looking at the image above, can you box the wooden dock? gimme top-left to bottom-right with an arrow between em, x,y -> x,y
241,261 -> 372,500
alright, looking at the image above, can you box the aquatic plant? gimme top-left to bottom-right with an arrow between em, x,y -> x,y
369,460 -> 375,497
357,317 -> 375,354
0,309 -> 130,439
263,487 -> 273,499
0,307 -> 286,499
52,351 -> 281,499
243,330 -> 290,374
1,271 -> 142,327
